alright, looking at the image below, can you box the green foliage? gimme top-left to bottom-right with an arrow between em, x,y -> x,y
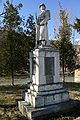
3,0 -> 22,30
73,17 -> 80,33
0,30 -> 9,76
25,14 -> 36,49
0,1 -> 23,84
58,9 -> 76,73
26,14 -> 36,36
0,1 -> 36,82
52,8 -> 77,82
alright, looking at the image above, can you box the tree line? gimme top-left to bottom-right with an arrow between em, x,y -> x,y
0,0 -> 36,85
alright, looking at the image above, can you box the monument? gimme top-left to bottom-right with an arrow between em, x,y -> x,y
18,3 -> 70,120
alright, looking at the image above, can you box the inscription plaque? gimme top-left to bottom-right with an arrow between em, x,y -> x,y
45,57 -> 54,83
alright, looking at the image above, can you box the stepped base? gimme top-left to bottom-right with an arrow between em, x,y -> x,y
25,83 -> 69,108
18,100 -> 78,120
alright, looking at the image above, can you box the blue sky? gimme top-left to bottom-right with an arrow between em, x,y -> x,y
0,0 -> 80,41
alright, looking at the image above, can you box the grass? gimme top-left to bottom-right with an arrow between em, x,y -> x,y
0,84 -> 28,120
0,82 -> 80,120
0,84 -> 29,105
0,76 -> 29,81
64,82 -> 80,100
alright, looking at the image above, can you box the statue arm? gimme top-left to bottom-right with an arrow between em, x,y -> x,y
40,18 -> 48,25
39,10 -> 50,25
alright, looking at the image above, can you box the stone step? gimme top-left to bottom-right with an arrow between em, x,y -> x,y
25,90 -> 69,108
18,100 -> 79,120
26,88 -> 67,97
30,83 -> 63,92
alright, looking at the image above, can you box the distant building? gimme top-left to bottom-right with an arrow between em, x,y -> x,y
74,40 -> 80,82
75,40 -> 80,65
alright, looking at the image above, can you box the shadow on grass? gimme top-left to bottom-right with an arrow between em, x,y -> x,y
0,84 -> 28,91
63,82 -> 80,91
0,84 -> 28,108
0,104 -> 16,108
32,99 -> 80,120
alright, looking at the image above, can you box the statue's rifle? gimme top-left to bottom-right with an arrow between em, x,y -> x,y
35,12 -> 38,47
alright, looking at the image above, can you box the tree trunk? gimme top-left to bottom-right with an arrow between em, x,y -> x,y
62,52 -> 65,82
11,64 -> 14,85
62,64 -> 65,82
9,30 -> 14,85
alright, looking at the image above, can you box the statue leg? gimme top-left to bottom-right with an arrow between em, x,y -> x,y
44,24 -> 48,41
39,26 -> 45,40
36,25 -> 40,47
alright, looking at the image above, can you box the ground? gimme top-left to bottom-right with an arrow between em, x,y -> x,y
0,81 -> 80,120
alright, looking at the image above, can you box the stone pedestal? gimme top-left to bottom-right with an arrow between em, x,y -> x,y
18,45 -> 69,120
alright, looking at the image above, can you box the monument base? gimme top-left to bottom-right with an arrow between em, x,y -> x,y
18,45 -> 70,119
18,82 -> 70,120
18,100 -> 78,120
24,83 -> 69,108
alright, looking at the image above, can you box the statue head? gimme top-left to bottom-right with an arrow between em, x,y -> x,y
39,3 -> 46,12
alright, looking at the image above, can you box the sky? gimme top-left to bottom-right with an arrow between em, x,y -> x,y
0,0 -> 80,41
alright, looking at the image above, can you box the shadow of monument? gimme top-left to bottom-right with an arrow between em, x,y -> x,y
63,82 -> 80,91
33,99 -> 80,120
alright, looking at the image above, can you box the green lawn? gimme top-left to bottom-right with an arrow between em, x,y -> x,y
0,83 -> 80,120
0,85 -> 29,120
64,82 -> 80,100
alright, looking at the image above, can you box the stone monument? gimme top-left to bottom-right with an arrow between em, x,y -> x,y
18,3 -> 70,120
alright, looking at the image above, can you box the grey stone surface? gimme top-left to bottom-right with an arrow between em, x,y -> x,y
30,83 -> 63,92
25,89 -> 69,108
18,100 -> 79,120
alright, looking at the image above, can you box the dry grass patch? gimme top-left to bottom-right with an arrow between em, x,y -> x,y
0,83 -> 79,120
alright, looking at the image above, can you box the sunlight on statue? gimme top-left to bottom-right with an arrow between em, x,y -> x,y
36,3 -> 50,46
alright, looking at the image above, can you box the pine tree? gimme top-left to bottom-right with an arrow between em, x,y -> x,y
0,0 -> 22,85
58,9 -> 76,82
73,18 -> 80,33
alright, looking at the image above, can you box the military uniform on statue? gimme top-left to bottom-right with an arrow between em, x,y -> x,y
36,3 -> 50,46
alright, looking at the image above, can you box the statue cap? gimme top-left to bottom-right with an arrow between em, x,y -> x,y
39,3 -> 46,8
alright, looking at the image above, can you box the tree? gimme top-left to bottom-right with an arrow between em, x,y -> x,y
59,9 -> 77,81
0,30 -> 8,76
23,14 -> 36,71
73,18 -> 80,33
25,14 -> 36,49
3,0 -> 22,30
0,1 -> 36,85
0,0 -> 22,85
52,7 -> 77,82
72,18 -> 80,67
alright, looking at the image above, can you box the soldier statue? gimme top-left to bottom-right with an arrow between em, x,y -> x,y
36,3 -> 50,46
